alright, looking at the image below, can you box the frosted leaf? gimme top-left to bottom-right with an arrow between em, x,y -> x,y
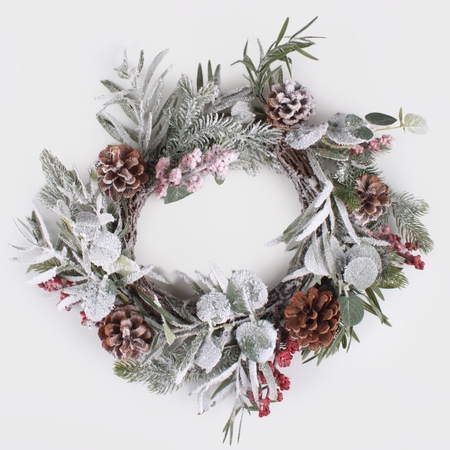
235,320 -> 277,363
344,257 -> 378,291
327,113 -> 374,145
347,244 -> 382,272
88,231 -> 122,267
208,261 -> 229,292
106,254 -> 140,276
285,123 -> 328,150
83,291 -> 116,322
231,101 -> 255,124
226,270 -> 268,314
304,239 -> 329,276
195,335 -> 223,373
197,292 -> 231,325
74,212 -> 100,240
330,235 -> 346,272
80,280 -> 116,322
56,200 -> 71,219
404,113 -> 428,134
27,267 -> 57,285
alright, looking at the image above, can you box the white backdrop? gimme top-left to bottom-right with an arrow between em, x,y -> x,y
1,1 -> 448,449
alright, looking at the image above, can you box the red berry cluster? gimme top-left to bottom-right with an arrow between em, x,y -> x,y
275,338 -> 299,368
38,276 -> 64,292
247,340 -> 298,418
388,234 -> 425,270
38,276 -> 76,310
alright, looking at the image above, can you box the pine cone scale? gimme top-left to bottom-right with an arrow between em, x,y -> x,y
354,174 -> 391,223
284,287 -> 341,351
265,79 -> 316,130
96,144 -> 149,201
98,305 -> 153,361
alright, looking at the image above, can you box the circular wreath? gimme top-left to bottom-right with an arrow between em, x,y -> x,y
12,17 -> 432,443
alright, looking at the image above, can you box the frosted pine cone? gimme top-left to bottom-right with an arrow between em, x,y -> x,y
265,79 -> 316,130
284,287 -> 340,351
96,144 -> 149,201
354,174 -> 391,223
98,305 -> 153,360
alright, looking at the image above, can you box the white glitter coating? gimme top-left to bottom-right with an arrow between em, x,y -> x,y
326,113 -> 373,145
73,211 -> 100,240
226,270 -> 268,314
231,101 -> 255,124
88,231 -> 122,267
347,244 -> 382,272
304,240 -> 329,276
81,280 -> 116,322
195,335 -> 222,372
285,122 -> 328,150
344,257 -> 378,291
235,320 -> 277,363
196,292 -> 232,325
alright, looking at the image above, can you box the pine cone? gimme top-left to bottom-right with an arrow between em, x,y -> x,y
354,174 -> 391,223
284,287 -> 340,351
96,144 -> 149,201
265,79 -> 316,130
98,305 -> 153,360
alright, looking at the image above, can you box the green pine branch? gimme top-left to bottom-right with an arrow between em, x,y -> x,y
390,191 -> 433,253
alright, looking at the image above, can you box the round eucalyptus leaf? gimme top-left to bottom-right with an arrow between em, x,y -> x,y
350,126 -> 374,141
327,113 -> 373,145
285,122 -> 328,150
226,270 -> 268,314
404,113 -> 428,134
197,292 -> 232,325
338,294 -> 365,327
88,231 -> 122,267
235,320 -> 277,363
195,335 -> 223,372
344,257 -> 378,291
347,244 -> 382,272
365,112 -> 397,126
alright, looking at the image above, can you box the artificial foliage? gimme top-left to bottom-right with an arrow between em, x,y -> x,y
11,17 -> 432,444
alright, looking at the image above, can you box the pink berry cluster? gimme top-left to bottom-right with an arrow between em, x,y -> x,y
350,134 -> 395,154
247,338 -> 298,418
38,276 -> 76,310
377,227 -> 425,270
154,145 -> 238,198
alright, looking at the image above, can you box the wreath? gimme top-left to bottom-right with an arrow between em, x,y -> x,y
11,17 -> 432,443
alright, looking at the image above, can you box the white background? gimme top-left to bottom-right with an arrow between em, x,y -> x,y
1,1 -> 449,449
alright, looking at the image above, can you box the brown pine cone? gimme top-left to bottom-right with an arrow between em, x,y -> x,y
96,144 -> 149,201
98,305 -> 153,360
265,79 -> 316,130
284,287 -> 340,351
354,174 -> 391,223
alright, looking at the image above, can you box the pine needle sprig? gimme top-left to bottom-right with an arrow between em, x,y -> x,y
390,191 -> 433,253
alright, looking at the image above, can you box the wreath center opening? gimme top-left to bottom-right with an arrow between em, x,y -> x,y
134,166 -> 300,297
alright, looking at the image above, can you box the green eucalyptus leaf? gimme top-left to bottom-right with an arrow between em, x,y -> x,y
164,185 -> 193,204
338,295 -> 365,327
344,257 -> 378,291
404,113 -> 428,134
226,270 -> 268,314
365,112 -> 397,126
235,320 -> 277,363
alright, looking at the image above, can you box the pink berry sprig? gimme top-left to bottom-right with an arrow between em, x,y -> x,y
350,134 -> 395,154
154,145 -> 238,198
